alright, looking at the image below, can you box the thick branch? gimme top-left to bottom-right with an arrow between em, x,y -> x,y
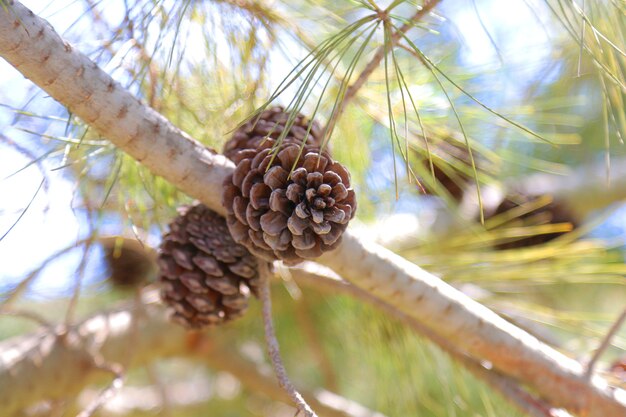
0,2 -> 232,212
318,234 -> 625,416
0,301 -> 183,415
0,297 -> 385,417
290,264 -> 569,417
0,2 -> 624,416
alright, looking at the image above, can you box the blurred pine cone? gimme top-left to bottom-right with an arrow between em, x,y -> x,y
489,194 -> 577,250
223,106 -> 323,160
101,236 -> 156,288
223,143 -> 356,264
158,204 -> 258,329
420,139 -> 482,201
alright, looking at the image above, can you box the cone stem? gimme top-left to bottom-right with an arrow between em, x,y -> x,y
258,261 -> 318,417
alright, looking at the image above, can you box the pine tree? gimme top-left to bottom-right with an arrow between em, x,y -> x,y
0,1 -> 625,416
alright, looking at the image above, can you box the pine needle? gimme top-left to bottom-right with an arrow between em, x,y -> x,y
0,178 -> 45,243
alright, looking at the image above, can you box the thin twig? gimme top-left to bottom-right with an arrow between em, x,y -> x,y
324,0 -> 442,135
258,261 -> 318,417
586,308 -> 626,378
471,0 -> 503,65
0,307 -> 54,327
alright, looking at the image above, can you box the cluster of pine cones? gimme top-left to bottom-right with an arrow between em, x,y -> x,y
157,107 -> 357,329
156,108 -> 578,329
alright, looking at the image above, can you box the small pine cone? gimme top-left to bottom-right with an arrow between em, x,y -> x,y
158,204 -> 258,329
490,194 -> 577,250
101,236 -> 156,288
223,106 -> 323,160
223,143 -> 356,264
420,139 -> 485,201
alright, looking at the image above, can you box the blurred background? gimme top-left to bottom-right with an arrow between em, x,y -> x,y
0,0 -> 625,416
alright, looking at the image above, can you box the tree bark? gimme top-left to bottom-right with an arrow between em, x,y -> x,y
0,2 -> 624,416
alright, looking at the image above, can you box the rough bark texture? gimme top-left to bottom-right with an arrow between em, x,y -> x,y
0,2 -> 625,416
0,1 -> 232,209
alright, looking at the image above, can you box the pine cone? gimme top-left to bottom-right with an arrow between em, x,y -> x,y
158,204 -> 258,329
101,236 -> 156,288
223,106 -> 323,160
489,194 -> 577,249
419,139 -> 485,201
223,143 -> 356,264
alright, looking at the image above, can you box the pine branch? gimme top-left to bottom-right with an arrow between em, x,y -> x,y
290,264 -> 570,417
0,2 -> 624,416
0,295 -> 387,417
0,301 -> 180,415
0,1 -> 232,210
585,309 -> 626,378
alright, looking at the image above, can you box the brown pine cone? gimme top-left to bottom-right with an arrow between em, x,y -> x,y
223,143 -> 356,264
158,204 -> 258,329
223,106 -> 323,160
489,194 -> 577,250
419,138 -> 485,201
101,236 -> 156,288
